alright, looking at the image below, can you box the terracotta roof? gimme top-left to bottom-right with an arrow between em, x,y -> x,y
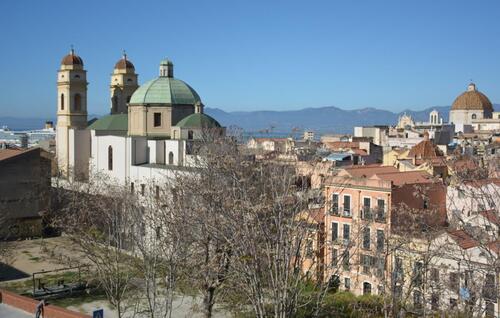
114,57 -> 135,70
373,171 -> 434,186
451,83 -> 493,112
480,210 -> 500,225
324,141 -> 359,150
61,50 -> 84,66
463,178 -> 500,187
408,132 -> 443,159
351,149 -> 368,156
342,164 -> 398,178
253,138 -> 289,142
307,208 -> 325,223
487,241 -> 500,254
0,148 -> 27,161
448,229 -> 478,249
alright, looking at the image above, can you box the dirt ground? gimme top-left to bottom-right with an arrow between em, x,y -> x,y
0,236 -> 86,282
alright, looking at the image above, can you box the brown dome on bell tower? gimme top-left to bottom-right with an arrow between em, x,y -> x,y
61,48 -> 84,66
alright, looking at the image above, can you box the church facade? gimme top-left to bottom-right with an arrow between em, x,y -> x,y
56,50 -> 224,184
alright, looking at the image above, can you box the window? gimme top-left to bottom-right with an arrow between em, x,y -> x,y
363,227 -> 370,249
394,257 -> 403,281
343,195 -> 351,215
60,93 -> 65,110
377,230 -> 384,251
363,198 -> 372,219
141,184 -> 145,196
430,268 -> 439,282
331,194 -> 339,214
306,240 -> 313,258
485,302 -> 495,318
344,277 -> 351,291
363,282 -> 372,295
74,93 -> 82,111
331,248 -> 338,265
472,113 -> 477,119
484,273 -> 496,300
343,224 -> 350,242
377,199 -> 385,220
413,262 -> 423,287
431,293 -> 439,311
423,199 -> 429,209
154,113 -> 162,127
130,182 -> 134,193
155,226 -> 161,239
414,290 -> 422,309
112,96 -> 118,112
168,152 -> 174,165
449,272 -> 459,293
108,146 -> 113,170
328,275 -> 340,292
343,250 -> 349,270
188,130 -> 194,140
331,222 -> 338,242
449,298 -> 457,309
155,186 -> 160,200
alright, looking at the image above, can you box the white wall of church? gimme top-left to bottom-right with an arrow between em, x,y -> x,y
69,129 -> 90,180
90,133 -> 128,183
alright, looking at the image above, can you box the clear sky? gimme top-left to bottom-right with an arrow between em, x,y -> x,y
1,0 -> 499,117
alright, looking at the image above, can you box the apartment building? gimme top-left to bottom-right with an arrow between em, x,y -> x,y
322,165 -> 446,296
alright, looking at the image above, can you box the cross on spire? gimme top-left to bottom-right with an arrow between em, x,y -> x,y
122,49 -> 127,60
70,44 -> 74,55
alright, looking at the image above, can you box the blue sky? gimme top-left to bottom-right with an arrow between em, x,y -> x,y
1,0 -> 499,117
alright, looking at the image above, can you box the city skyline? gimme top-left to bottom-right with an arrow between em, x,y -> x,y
1,0 -> 500,117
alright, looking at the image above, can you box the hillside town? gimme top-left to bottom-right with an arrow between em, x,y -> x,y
0,48 -> 498,318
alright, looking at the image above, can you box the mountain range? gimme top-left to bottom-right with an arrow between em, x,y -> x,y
2,104 -> 497,134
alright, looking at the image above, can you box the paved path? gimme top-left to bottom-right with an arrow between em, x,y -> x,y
0,304 -> 32,318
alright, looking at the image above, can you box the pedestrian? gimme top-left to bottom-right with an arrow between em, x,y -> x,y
35,299 -> 45,318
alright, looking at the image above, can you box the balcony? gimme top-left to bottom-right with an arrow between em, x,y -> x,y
375,208 -> 386,222
342,207 -> 352,218
361,207 -> 374,220
329,205 -> 339,216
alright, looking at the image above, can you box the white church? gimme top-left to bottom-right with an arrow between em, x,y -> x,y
56,49 -> 224,184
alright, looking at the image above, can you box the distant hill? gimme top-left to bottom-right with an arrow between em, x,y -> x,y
2,104 -> 497,134
205,105 -> 454,134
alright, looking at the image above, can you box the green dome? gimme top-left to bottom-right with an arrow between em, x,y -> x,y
176,113 -> 221,129
129,77 -> 201,105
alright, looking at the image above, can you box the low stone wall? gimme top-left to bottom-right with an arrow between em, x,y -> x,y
0,289 -> 90,318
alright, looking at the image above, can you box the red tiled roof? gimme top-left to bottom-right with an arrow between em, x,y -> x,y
342,165 -> 398,178
448,229 -> 478,249
373,171 -> 434,186
307,208 -> 325,223
487,241 -> 500,254
480,210 -> 500,225
0,148 -> 27,161
352,149 -> 368,156
323,141 -> 359,150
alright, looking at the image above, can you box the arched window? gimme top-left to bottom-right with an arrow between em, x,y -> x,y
108,146 -> 113,171
74,94 -> 82,111
168,152 -> 174,165
112,96 -> 118,112
363,282 -> 372,295
472,114 -> 477,119
60,93 -> 65,110
188,130 -> 194,140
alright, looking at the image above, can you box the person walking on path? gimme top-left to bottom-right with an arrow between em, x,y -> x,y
35,299 -> 45,318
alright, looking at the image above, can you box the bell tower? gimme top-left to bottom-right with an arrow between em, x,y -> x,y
110,51 -> 138,114
56,47 -> 88,176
